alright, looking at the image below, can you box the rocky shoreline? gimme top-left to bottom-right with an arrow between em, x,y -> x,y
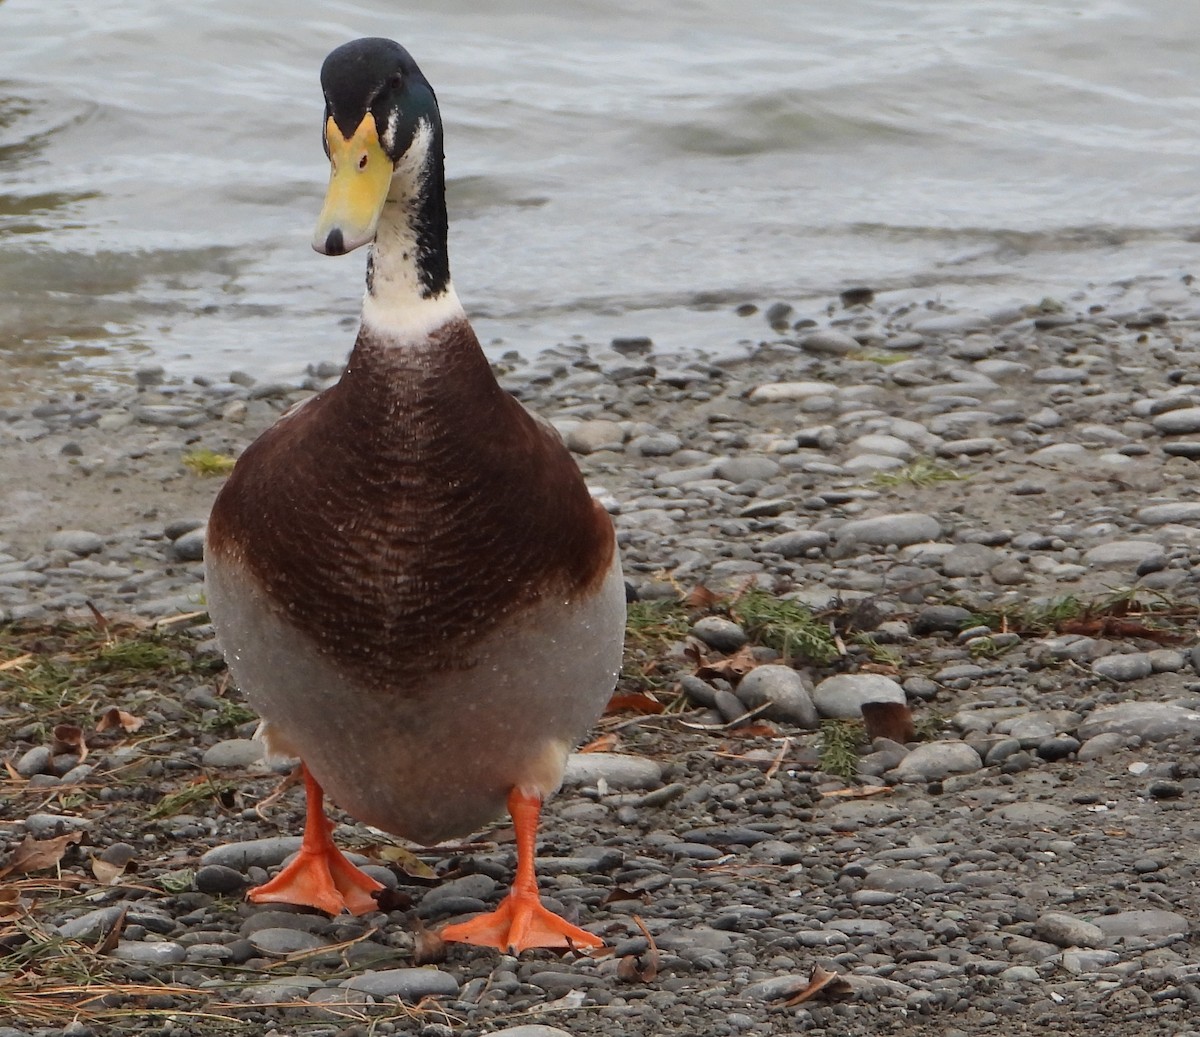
3,287 -> 1200,1036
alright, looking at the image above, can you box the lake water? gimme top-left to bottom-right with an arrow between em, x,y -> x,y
3,0 -> 1199,388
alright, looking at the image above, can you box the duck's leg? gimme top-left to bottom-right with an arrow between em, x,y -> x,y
440,788 -> 604,953
249,764 -> 383,916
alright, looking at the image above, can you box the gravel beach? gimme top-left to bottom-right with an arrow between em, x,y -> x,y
3,285 -> 1200,1036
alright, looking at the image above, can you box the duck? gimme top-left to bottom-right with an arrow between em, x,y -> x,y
204,37 -> 625,954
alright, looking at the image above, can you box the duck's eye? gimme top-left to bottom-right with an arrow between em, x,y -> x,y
358,153 -> 369,170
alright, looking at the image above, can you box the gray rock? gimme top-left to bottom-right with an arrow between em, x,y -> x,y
249,928 -> 331,956
628,433 -> 681,457
1091,653 -> 1153,682
1083,540 -> 1166,569
199,836 -> 304,870
1091,909 -> 1188,941
1079,701 -> 1200,742
1151,407 -> 1200,434
485,1028 -> 576,1037
561,753 -> 662,790
863,868 -> 947,892
201,738 -> 264,768
690,616 -> 748,652
171,528 -> 206,562
341,968 -> 460,1000
940,544 -> 998,577
566,420 -> 625,454
734,665 -> 818,728
760,530 -> 830,557
59,905 -> 126,939
111,941 -> 187,965
45,529 -> 104,556
850,433 -> 916,459
25,813 -> 90,838
892,741 -> 982,782
1137,502 -> 1200,525
1059,949 -> 1120,973
911,604 -> 974,634
799,329 -> 860,356
1076,732 -> 1124,761
741,975 -> 810,1001
837,512 -> 941,547
194,864 -> 248,895
748,381 -> 839,403
14,745 -> 52,777
936,437 -> 1000,457
1036,911 -> 1107,949
715,455 -> 781,482
812,673 -> 906,719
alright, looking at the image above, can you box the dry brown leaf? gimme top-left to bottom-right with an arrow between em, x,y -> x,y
52,723 -> 88,763
94,903 -> 128,955
726,721 -> 782,739
96,707 -> 144,734
376,845 -> 436,880
3,758 -> 21,781
580,733 -> 620,754
615,914 -> 660,983
0,831 -> 82,878
92,857 -> 130,885
778,965 -> 850,1007
605,691 -> 665,716
0,887 -> 22,920
861,701 -> 916,744
0,653 -> 33,672
601,887 -> 650,906
683,584 -> 722,609
412,917 -> 447,965
695,643 -> 760,682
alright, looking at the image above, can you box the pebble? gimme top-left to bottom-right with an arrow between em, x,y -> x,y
201,738 -> 265,768
341,968 -> 460,1000
1077,702 -> 1200,741
111,941 -> 187,965
811,673 -> 906,719
1036,911 -> 1106,949
561,753 -> 662,790
44,529 -> 104,556
199,836 -> 304,870
690,616 -> 748,652
836,512 -> 941,547
891,741 -> 982,781
1091,653 -> 1154,681
733,665 -> 818,727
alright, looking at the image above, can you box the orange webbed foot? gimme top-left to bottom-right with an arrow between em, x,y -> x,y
249,765 -> 383,916
439,788 -> 604,954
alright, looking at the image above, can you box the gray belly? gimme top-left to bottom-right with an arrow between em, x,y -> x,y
205,552 -> 624,845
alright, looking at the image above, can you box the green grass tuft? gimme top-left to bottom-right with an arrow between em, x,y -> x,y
818,718 -> 866,781
182,448 -> 236,476
732,589 -> 839,664
872,457 -> 967,488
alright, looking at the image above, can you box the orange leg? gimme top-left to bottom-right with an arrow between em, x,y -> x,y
249,764 -> 383,916
440,788 -> 604,953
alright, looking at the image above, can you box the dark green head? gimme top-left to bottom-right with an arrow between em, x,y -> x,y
313,38 -> 445,258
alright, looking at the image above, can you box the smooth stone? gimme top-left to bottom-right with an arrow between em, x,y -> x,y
15,745 -> 52,777
741,975 -> 810,1001
1091,653 -> 1153,682
863,868 -> 946,892
59,905 -> 127,939
910,313 -> 989,335
1076,732 -> 1124,761
812,673 -> 906,719
940,544 -> 998,577
759,530 -> 830,557
628,433 -> 681,457
1032,366 -> 1087,383
341,968 -> 460,1000
748,381 -> 840,403
715,455 -> 781,482
892,741 -> 982,782
800,329 -> 860,355
734,665 -> 818,727
201,738 -> 265,768
911,605 -> 974,634
171,528 -> 207,562
194,864 -> 248,895
1091,909 -> 1189,941
1036,911 -> 1106,949
1137,502 -> 1200,525
485,1028 -> 577,1037
25,813 -> 90,838
45,530 -> 104,556
1059,949 -> 1120,973
1083,540 -> 1166,569
111,941 -> 187,965
850,433 -> 915,459
566,420 -> 625,454
1151,407 -> 1200,434
561,753 -> 662,790
837,512 -> 941,547
199,836 -> 304,870
690,616 -> 748,652
249,928 -> 330,956
936,437 -> 1000,456
1036,736 -> 1081,761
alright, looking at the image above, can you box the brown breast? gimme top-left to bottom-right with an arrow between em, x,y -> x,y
206,317 -> 615,689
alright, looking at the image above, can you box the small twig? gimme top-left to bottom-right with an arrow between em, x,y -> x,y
764,736 -> 792,782
676,702 -> 771,732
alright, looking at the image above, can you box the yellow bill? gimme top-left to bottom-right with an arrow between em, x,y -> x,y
313,113 -> 392,255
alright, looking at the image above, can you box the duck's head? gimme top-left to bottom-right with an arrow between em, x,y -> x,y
313,38 -> 442,257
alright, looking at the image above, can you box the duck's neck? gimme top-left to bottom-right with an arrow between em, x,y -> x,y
360,118 -> 465,343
